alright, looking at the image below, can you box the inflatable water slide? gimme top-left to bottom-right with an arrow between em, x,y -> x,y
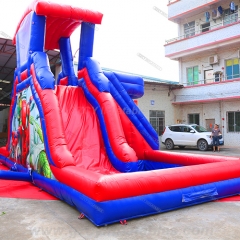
1,0 -> 240,226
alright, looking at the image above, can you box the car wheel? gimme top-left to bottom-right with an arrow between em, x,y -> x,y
165,139 -> 174,150
178,146 -> 186,149
197,139 -> 208,151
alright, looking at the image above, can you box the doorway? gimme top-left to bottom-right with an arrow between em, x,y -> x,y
205,119 -> 215,131
204,69 -> 214,84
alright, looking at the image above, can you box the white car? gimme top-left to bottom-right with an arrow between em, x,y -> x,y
161,124 -> 224,151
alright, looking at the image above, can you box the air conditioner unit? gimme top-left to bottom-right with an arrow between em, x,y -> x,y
209,55 -> 219,65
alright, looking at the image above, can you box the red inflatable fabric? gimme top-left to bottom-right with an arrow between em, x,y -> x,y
31,65 -> 75,168
216,196 -> 240,202
56,85 -> 118,174
82,68 -> 138,163
116,104 -> 152,159
51,159 -> 240,202
144,150 -> 236,165
13,0 -> 103,50
20,69 -> 29,81
0,147 -> 9,156
0,164 -> 57,200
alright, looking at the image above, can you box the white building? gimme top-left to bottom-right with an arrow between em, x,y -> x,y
165,0 -> 240,146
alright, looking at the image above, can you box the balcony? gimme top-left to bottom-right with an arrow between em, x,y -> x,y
165,17 -> 240,60
172,77 -> 240,104
168,0 -> 225,22
181,73 -> 240,87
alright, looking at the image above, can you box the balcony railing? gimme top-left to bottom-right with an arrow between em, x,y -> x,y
168,0 -> 222,20
182,73 -> 240,86
165,12 -> 239,44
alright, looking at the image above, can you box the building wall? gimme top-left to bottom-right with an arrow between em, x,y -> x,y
174,80 -> 240,103
138,84 -> 240,146
172,100 -> 240,146
166,22 -> 240,57
223,100 -> 240,146
165,1 -> 240,58
178,1 -> 239,37
138,84 -> 176,128
175,102 -> 220,126
180,48 -> 239,85
168,0 -> 217,19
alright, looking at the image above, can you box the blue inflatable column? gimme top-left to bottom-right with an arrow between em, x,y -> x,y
59,37 -> 78,86
78,22 -> 95,70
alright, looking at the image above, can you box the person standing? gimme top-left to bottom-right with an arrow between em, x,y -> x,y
211,124 -> 221,152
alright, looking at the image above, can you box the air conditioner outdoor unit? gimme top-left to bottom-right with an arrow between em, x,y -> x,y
209,55 -> 219,65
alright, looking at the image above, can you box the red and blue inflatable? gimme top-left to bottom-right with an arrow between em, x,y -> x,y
1,0 -> 240,226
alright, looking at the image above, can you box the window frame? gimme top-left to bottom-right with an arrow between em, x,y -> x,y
225,58 -> 240,80
201,22 -> 210,33
188,113 -> 200,125
227,111 -> 240,132
223,5 -> 238,25
183,21 -> 195,38
187,66 -> 199,85
149,110 -> 165,136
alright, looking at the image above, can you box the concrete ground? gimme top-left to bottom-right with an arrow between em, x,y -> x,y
1,142 -> 240,240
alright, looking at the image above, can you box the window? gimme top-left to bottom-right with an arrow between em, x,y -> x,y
169,126 -> 182,132
201,22 -> 210,33
192,125 -> 208,132
223,6 -> 238,25
188,114 -> 200,125
214,72 -> 221,82
149,110 -> 165,136
187,66 -> 199,85
204,69 -> 214,83
226,58 -> 240,80
228,112 -> 240,132
184,21 -> 195,38
182,126 -> 192,133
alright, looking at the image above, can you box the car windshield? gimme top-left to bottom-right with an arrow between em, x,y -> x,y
191,125 -> 208,133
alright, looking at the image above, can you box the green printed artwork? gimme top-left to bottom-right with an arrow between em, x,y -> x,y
10,87 -> 54,179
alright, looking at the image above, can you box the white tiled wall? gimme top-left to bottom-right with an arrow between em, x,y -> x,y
178,1 -> 240,36
138,84 -> 176,127
168,0 -> 216,19
223,101 -> 240,146
166,23 -> 240,57
171,100 -> 240,146
166,1 -> 240,57
174,80 -> 240,103
180,49 -> 239,85
175,102 -> 220,126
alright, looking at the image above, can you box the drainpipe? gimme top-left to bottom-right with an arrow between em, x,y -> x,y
179,57 -> 182,84
219,101 -> 223,137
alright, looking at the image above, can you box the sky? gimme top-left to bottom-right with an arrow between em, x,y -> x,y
0,0 -> 179,81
